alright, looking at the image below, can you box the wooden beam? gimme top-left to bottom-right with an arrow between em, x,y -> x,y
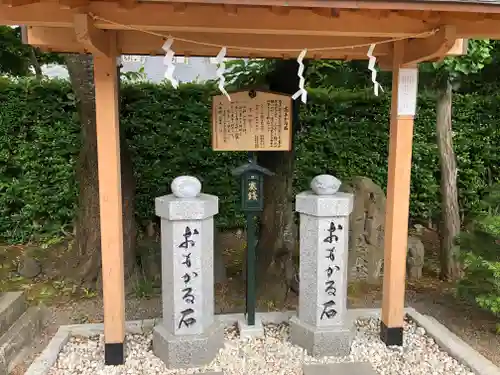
417,9 -> 440,23
65,5 -> 436,37
402,25 -> 456,65
223,4 -> 238,15
447,38 -> 468,56
74,12 -> 110,56
93,34 -> 126,365
380,41 -> 417,347
142,0 -> 500,14
58,0 -> 89,10
0,0 -> 35,7
312,8 -> 339,17
3,3 -> 500,39
9,0 -> 500,13
378,29 -> 463,70
26,26 -> 393,59
118,0 -> 136,9
172,2 -> 186,13
271,5 -> 290,15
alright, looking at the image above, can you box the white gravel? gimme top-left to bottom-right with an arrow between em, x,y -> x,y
48,317 -> 477,375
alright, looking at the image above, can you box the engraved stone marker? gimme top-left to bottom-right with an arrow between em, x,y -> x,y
290,175 -> 355,357
153,176 -> 224,368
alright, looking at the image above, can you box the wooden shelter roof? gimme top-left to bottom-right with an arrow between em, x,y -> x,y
1,0 -> 500,60
1,0 -> 499,366
373,0 -> 500,3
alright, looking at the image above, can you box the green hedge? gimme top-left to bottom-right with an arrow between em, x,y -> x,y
1,78 -> 499,243
456,185 -> 500,327
0,78 -> 80,242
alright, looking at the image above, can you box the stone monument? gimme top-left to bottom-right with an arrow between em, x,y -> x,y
290,175 -> 355,357
153,176 -> 224,368
407,224 -> 425,280
340,176 -> 386,284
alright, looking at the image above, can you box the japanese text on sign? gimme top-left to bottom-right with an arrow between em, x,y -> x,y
176,225 -> 200,333
212,91 -> 292,151
319,221 -> 343,322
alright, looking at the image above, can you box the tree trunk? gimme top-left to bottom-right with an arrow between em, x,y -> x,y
66,54 -> 136,289
255,60 -> 302,298
436,80 -> 461,280
116,64 -> 137,286
29,48 -> 42,78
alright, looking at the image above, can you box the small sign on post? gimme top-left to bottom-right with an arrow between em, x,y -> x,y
212,90 -> 292,152
232,161 -> 272,212
232,156 -> 274,327
211,88 -> 288,332
397,68 -> 418,117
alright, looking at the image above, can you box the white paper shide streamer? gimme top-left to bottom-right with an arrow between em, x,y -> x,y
210,47 -> 231,101
367,44 -> 383,96
162,38 -> 179,89
292,49 -> 308,104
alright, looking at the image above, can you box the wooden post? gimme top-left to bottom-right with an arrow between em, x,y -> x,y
94,40 -> 126,364
380,41 -> 418,346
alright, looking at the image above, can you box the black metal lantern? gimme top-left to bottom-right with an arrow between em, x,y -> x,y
232,162 -> 272,212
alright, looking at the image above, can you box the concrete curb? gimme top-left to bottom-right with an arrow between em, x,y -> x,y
25,328 -> 70,375
405,307 -> 500,375
0,292 -> 26,338
26,308 -> 500,375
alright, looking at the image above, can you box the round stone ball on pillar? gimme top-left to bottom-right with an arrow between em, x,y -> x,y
171,175 -> 202,198
153,176 -> 224,369
310,174 -> 342,195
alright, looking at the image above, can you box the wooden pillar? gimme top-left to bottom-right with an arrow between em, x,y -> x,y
380,41 -> 418,346
94,46 -> 126,364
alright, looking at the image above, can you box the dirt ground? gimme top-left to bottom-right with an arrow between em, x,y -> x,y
2,228 -> 499,374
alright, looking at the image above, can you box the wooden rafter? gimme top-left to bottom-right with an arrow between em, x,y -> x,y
447,38 -> 468,56
172,2 -> 187,13
312,7 -> 339,17
0,0 -> 35,7
26,26 -> 394,59
3,3 -> 500,40
402,25 -> 456,65
141,0 -> 500,14
223,4 -> 238,15
73,12 -> 110,56
58,0 -> 89,10
378,26 -> 459,69
271,5 -> 290,15
118,0 -> 136,9
4,0 -> 500,14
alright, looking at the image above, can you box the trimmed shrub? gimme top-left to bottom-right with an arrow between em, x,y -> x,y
456,184 -> 500,328
1,79 -> 499,243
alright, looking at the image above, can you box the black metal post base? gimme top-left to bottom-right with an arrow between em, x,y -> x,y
380,321 -> 403,346
105,342 -> 125,365
245,212 -> 257,326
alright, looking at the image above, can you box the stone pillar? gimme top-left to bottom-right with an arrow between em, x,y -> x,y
153,176 -> 224,368
290,174 -> 355,357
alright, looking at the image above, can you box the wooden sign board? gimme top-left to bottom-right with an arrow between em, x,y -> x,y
212,90 -> 292,151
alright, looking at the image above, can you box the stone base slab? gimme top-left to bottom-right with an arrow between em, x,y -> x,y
303,362 -> 378,375
152,320 -> 224,369
237,316 -> 264,338
289,316 -> 355,357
